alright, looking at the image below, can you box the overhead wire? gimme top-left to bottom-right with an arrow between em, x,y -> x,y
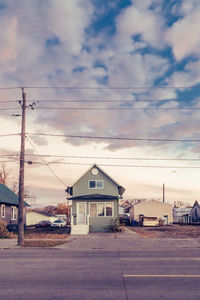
34,106 -> 200,111
26,136 -> 67,187
1,153 -> 200,161
28,133 -> 200,143
25,161 -> 200,169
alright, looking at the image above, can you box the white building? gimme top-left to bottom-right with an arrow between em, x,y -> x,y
26,211 -> 58,226
130,200 -> 173,225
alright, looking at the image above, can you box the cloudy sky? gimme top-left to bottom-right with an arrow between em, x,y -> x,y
1,0 -> 200,207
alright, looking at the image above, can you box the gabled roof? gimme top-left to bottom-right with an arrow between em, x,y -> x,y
0,183 -> 30,207
68,164 -> 125,196
133,199 -> 172,207
0,183 -> 19,206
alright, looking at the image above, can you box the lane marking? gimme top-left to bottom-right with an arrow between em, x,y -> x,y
123,275 -> 200,278
121,258 -> 200,261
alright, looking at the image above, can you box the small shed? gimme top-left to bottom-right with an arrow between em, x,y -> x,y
130,200 -> 173,225
173,207 -> 192,224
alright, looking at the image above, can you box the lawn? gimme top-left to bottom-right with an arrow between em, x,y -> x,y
11,226 -> 70,247
127,224 -> 200,238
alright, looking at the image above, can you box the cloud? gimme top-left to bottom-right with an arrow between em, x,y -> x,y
115,1 -> 166,50
165,5 -> 200,60
167,60 -> 200,87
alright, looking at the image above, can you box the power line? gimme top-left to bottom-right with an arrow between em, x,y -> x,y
29,133 -> 200,143
25,98 -> 200,103
0,160 -> 18,163
2,105 -> 200,111
0,133 -> 20,137
0,100 -> 19,103
0,87 -> 21,90
26,136 -> 67,187
1,98 -> 200,103
16,86 -> 200,90
27,161 -> 200,169
1,153 -> 200,161
0,107 -> 20,111
34,106 -> 200,111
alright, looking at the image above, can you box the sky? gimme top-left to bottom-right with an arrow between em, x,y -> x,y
1,0 -> 200,207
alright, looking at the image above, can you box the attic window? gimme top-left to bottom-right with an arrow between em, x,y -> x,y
89,180 -> 103,189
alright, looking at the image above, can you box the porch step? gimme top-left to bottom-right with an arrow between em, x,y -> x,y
71,225 -> 89,235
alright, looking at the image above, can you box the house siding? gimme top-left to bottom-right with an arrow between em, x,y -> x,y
73,168 -> 119,197
72,199 -> 119,232
0,204 -> 18,225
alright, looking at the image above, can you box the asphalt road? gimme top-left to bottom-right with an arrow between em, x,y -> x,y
0,247 -> 200,300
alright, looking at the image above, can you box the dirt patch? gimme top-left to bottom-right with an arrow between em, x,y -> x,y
24,227 -> 70,240
23,239 -> 69,247
127,225 -> 200,238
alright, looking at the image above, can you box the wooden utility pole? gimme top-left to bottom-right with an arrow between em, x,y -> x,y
163,183 -> 165,203
18,88 -> 26,246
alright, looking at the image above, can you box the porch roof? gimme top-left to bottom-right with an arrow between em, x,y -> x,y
68,194 -> 119,201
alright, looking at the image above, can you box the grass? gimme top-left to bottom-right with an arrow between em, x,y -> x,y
24,226 -> 70,240
128,224 -> 200,238
23,239 -> 69,247
5,226 -> 70,247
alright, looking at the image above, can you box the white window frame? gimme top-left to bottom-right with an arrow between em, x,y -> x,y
11,206 -> 17,220
89,202 -> 113,217
1,204 -> 5,218
88,180 -> 104,189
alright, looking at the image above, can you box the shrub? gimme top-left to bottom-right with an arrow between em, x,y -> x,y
0,220 -> 11,239
107,218 -> 125,232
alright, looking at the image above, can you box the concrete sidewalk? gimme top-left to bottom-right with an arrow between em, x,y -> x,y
0,239 -> 19,249
56,228 -> 200,250
1,229 -> 200,250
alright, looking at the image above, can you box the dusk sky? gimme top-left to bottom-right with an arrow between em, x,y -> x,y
1,0 -> 200,207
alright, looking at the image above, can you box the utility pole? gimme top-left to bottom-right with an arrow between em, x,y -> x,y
163,183 -> 165,203
18,88 -> 26,246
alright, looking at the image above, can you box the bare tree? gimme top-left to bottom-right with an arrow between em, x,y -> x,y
0,162 -> 35,204
0,163 -> 10,185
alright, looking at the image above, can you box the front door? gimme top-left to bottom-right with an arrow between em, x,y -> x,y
77,202 -> 86,224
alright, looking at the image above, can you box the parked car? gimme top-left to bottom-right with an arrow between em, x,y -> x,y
35,220 -> 52,228
51,220 -> 67,228
119,214 -> 131,226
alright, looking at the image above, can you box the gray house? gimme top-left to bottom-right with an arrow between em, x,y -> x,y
0,183 -> 28,227
67,164 -> 125,234
191,201 -> 200,223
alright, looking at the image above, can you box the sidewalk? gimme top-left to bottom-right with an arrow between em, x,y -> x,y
1,229 -> 200,250
56,228 -> 200,250
0,239 -> 19,249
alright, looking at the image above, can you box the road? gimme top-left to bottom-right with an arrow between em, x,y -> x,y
0,247 -> 200,300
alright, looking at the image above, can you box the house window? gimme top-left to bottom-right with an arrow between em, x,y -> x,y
11,206 -> 17,220
106,203 -> 112,216
89,203 -> 113,217
98,203 -> 104,216
89,180 -> 104,189
1,204 -> 5,218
